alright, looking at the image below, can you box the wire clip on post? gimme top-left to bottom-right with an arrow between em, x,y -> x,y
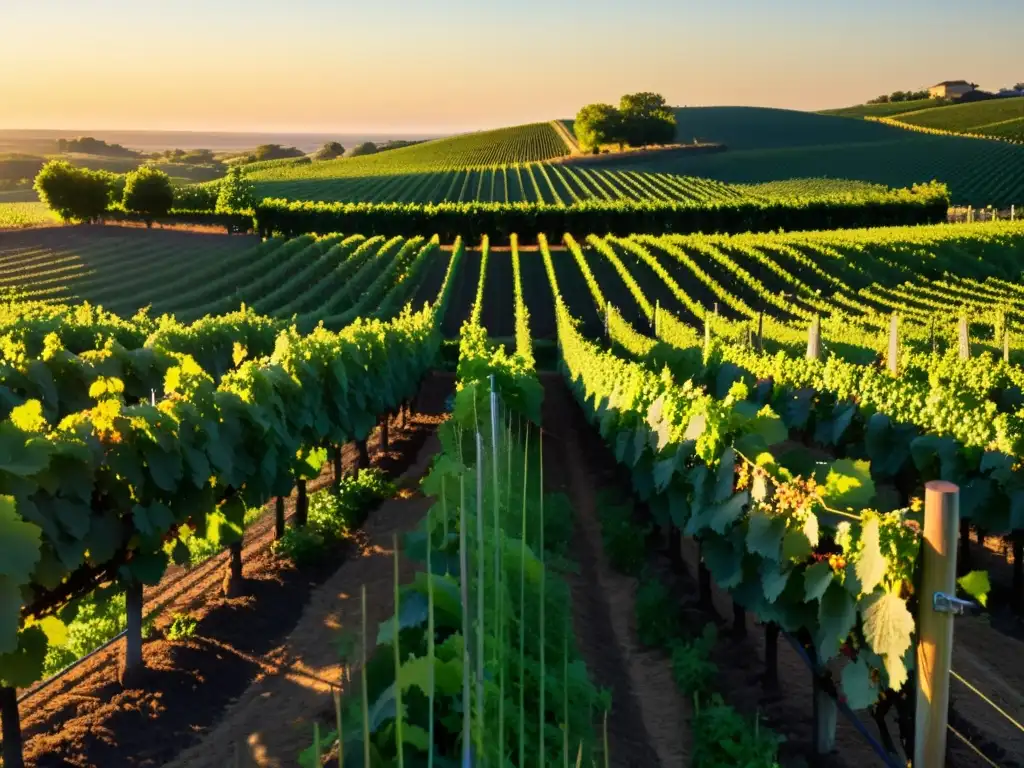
932,592 -> 981,617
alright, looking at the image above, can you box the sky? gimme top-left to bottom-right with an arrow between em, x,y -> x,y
1,0 -> 1022,134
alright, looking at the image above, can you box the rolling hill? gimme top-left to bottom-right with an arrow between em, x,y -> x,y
887,96 -> 1024,142
598,106 -> 1024,206
818,99 -> 936,119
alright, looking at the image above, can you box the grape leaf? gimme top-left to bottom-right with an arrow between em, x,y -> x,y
0,495 -> 44,583
746,509 -> 785,560
854,517 -> 886,596
958,570 -> 990,608
841,657 -> 880,710
860,591 -> 914,661
817,582 -> 856,661
803,561 -> 833,602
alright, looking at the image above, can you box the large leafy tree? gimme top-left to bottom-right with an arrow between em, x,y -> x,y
314,141 -> 346,160
618,92 -> 677,147
33,160 -> 111,222
573,104 -> 622,152
215,166 -> 256,214
122,166 -> 174,227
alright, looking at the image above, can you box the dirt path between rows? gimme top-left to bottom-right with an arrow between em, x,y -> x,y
165,429 -> 444,768
541,373 -> 690,768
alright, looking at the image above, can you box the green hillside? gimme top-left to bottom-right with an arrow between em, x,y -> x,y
247,122 -> 569,183
819,98 -> 936,118
892,96 -> 1024,141
600,106 -> 1024,206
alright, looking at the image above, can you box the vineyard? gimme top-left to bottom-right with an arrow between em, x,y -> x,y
600,106 -> 1024,207
4,218 -> 1024,768
868,97 -> 1024,144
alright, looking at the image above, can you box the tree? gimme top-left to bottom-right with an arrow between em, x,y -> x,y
349,142 -> 378,157
33,160 -> 111,222
215,166 -> 256,213
573,104 -> 622,152
618,92 -> 677,147
314,141 -> 346,160
122,166 -> 174,227
252,144 -> 304,161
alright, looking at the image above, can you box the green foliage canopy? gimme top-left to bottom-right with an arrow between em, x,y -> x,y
122,166 -> 174,225
33,160 -> 112,222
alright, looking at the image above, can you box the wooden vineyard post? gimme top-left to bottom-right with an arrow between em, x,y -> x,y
763,623 -> 779,689
811,660 -> 838,757
604,302 -> 610,338
1005,330 -> 1011,364
1011,204 -> 1015,221
1,685 -> 25,768
958,315 -> 971,360
224,541 -> 243,597
930,315 -> 937,354
380,414 -> 390,453
887,312 -> 899,376
295,478 -> 308,527
697,541 -> 713,609
275,496 -> 285,540
332,444 -> 343,488
757,310 -> 764,352
915,480 -> 960,768
732,600 -> 746,638
355,439 -> 370,478
122,579 -> 145,686
714,301 -> 719,316
653,299 -> 659,335
807,316 -> 822,360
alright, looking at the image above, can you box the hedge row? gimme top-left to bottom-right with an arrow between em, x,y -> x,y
104,207 -> 253,233
252,188 -> 949,242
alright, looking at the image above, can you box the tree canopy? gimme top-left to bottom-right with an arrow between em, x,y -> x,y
122,166 -> 174,226
349,142 -> 379,157
573,92 -> 677,151
314,141 -> 346,160
215,166 -> 256,214
33,161 -> 113,222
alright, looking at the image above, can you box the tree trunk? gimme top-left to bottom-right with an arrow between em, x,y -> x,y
295,479 -> 308,528
120,580 -> 145,687
223,541 -> 244,597
275,496 -> 285,540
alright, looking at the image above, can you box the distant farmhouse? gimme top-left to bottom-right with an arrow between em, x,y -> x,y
928,80 -> 977,99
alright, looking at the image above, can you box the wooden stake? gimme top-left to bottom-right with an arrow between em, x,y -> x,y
1005,330 -> 1011,364
121,580 -> 144,686
914,480 -> 960,768
806,316 -> 822,360
0,686 -> 25,768
958,315 -> 971,360
757,310 -> 764,353
274,496 -> 285,540
887,312 -> 899,376
380,414 -> 390,452
224,541 -> 243,597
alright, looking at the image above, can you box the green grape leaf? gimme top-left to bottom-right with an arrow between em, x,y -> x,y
782,514 -> 818,562
0,496 -> 44,583
817,582 -> 856,661
841,657 -> 880,710
860,591 -> 914,661
958,570 -> 990,608
708,490 -> 749,534
883,651 -> 908,691
761,562 -> 790,604
803,561 -> 833,602
0,422 -> 52,477
0,576 -> 24,654
746,509 -> 785,561
0,625 -> 47,689
854,517 -> 886,596
819,459 -> 875,510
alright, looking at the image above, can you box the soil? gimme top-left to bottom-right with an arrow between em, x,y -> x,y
541,374 -> 689,767
14,373 -> 453,768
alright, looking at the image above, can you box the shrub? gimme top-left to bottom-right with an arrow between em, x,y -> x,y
123,166 -> 174,226
173,183 -> 219,211
670,623 -> 718,698
216,165 -> 256,214
692,695 -> 782,768
273,526 -> 326,565
348,141 -> 378,157
314,141 -> 345,160
635,573 -> 680,648
167,613 -> 199,640
598,498 -> 650,575
33,160 -> 111,222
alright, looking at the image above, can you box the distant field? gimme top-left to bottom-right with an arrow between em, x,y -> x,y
819,99 -> 937,119
248,123 -> 569,184
890,97 -> 1024,142
0,202 -> 59,229
255,164 -> 749,205
587,107 -> 1024,206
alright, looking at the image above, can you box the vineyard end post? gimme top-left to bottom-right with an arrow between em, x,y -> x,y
914,480 -> 960,768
